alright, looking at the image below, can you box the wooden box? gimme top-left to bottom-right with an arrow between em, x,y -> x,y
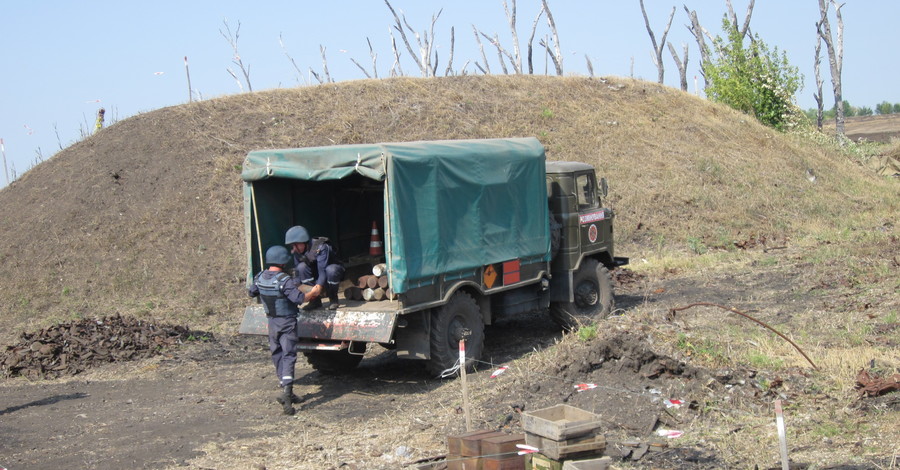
448,430 -> 505,457
525,431 -> 605,460
561,457 -> 612,470
482,455 -> 526,470
521,405 -> 602,440
482,433 -> 525,457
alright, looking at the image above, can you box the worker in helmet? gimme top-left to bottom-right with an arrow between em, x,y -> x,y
248,245 -> 306,415
284,225 -> 345,310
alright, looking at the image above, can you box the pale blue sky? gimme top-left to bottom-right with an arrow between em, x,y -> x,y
1,1 -> 896,188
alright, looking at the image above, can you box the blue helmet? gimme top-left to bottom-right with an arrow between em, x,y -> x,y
285,225 -> 310,244
265,245 -> 292,265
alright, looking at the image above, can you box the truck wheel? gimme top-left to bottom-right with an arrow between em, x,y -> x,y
549,258 -> 614,331
303,350 -> 363,374
426,292 -> 484,377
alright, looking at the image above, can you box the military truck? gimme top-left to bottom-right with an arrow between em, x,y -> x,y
239,137 -> 627,376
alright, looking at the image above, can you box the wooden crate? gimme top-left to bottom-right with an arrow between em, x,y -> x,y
448,430 -> 505,457
528,453 -> 564,470
561,457 -> 612,470
482,433 -> 525,457
482,454 -> 526,470
521,405 -> 602,440
525,431 -> 606,460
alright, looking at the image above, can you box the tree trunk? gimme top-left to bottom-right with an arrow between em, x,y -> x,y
818,0 -> 845,137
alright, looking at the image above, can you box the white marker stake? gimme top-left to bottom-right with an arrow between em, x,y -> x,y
460,339 -> 472,432
775,399 -> 789,470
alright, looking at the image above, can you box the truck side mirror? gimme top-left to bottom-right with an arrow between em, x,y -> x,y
598,177 -> 608,198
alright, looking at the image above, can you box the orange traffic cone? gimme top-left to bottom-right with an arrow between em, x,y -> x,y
369,221 -> 384,256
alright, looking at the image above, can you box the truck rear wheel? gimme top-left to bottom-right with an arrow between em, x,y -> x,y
303,349 -> 363,374
426,292 -> 484,377
549,258 -> 614,331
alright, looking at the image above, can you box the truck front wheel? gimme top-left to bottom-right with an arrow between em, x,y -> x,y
427,292 -> 484,377
549,258 -> 614,330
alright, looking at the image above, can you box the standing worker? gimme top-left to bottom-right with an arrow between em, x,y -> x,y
248,245 -> 306,415
285,225 -> 345,310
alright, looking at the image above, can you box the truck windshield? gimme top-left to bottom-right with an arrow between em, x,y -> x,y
576,173 -> 597,209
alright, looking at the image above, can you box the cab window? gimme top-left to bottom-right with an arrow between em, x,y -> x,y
576,173 -> 597,209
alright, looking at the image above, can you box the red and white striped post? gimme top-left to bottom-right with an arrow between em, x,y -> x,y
459,339 -> 472,432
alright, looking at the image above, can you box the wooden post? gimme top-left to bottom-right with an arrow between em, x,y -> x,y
460,339 -> 472,432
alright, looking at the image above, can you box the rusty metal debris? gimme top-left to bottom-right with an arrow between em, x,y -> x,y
668,302 -> 819,371
1,313 -> 212,379
855,369 -> 900,398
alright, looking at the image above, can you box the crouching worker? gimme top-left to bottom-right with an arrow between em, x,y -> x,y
285,225 -> 345,310
249,245 -> 306,415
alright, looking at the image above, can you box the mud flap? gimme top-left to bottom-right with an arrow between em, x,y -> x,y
239,304 -> 268,335
297,309 -> 397,343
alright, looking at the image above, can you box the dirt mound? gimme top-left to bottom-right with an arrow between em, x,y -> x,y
0,314 -> 212,379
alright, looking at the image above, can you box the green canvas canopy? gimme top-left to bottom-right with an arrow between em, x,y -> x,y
242,137 -> 550,294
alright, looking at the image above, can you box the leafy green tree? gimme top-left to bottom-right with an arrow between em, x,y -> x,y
857,106 -> 873,116
876,101 -> 893,115
893,103 -> 900,114
842,100 -> 857,117
703,18 -> 803,130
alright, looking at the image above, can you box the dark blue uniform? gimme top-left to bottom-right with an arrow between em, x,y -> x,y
293,237 -> 345,301
249,269 -> 305,387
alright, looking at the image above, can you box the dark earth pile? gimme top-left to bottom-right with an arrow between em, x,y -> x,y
0,314 -> 212,379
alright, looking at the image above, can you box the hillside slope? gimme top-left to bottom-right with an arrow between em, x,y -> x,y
0,75 -> 890,344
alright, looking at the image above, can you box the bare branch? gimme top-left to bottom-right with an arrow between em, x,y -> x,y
584,54 -> 594,78
726,0 -> 755,38
388,27 -> 404,77
350,58 -> 372,79
526,5 -> 545,74
225,67 -> 244,92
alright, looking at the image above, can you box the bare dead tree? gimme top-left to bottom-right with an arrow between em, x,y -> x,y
640,1 -> 675,84
726,0 -> 755,39
384,0 -> 443,77
813,23 -> 824,131
351,38 -> 379,79
472,25 -> 491,74
818,0 -> 845,137
479,31 -> 511,74
539,0 -> 563,75
503,0 -> 523,73
683,6 -> 713,88
585,55 -> 594,78
279,34 -> 306,85
388,27 -> 405,77
444,27 -> 456,76
319,45 -> 333,83
219,19 -> 252,92
667,41 -> 689,91
526,5 -> 546,74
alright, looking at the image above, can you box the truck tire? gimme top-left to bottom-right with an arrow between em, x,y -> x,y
426,292 -> 484,377
549,258 -> 614,331
303,350 -> 363,374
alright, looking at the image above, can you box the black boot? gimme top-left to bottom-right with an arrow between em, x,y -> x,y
326,286 -> 340,310
280,385 -> 296,415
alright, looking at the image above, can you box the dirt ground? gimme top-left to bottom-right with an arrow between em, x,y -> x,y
2,263 -> 896,470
